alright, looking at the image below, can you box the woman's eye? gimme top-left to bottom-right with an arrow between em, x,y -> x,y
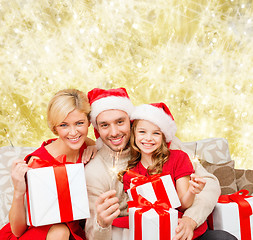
77,122 -> 84,126
59,123 -> 67,127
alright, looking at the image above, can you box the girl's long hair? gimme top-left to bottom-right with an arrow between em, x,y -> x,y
118,120 -> 170,182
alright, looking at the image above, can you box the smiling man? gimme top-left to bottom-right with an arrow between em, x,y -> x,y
84,88 -> 236,240
84,88 -> 134,240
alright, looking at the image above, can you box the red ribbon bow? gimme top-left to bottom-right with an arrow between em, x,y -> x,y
128,194 -> 171,212
28,155 -> 73,168
218,190 -> 252,240
26,155 -> 75,226
128,195 -> 174,240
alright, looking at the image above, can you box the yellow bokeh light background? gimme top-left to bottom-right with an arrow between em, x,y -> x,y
0,0 -> 252,169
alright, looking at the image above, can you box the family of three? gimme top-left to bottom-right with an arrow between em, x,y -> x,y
0,87 -> 237,240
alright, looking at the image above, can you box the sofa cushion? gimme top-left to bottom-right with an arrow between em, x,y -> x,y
200,160 -> 237,195
0,146 -> 36,229
235,169 -> 253,195
195,138 -> 232,164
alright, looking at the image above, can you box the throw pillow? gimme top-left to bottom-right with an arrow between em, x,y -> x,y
196,138 -> 232,164
200,160 -> 237,195
235,169 -> 253,195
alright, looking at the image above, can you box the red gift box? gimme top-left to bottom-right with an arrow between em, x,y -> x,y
128,195 -> 178,240
26,155 -> 90,226
208,190 -> 253,240
127,171 -> 181,209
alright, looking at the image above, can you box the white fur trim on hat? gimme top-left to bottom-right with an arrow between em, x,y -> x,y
131,104 -> 177,143
90,96 -> 134,128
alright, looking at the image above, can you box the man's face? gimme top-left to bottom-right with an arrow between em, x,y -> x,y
96,109 -> 131,152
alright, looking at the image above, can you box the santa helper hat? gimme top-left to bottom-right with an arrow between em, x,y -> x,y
130,102 -> 177,146
88,88 -> 134,148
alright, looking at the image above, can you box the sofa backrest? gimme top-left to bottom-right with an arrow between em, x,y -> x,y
0,138 -> 232,229
182,137 -> 232,164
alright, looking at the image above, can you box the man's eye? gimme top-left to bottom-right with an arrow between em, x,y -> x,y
118,120 -> 124,125
101,124 -> 108,128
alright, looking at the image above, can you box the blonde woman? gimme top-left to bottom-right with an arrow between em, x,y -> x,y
0,89 -> 96,240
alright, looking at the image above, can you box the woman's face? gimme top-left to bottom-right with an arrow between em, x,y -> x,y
55,109 -> 89,151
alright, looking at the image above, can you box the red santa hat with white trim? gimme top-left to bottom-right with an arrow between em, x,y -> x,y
130,102 -> 177,144
88,87 -> 134,148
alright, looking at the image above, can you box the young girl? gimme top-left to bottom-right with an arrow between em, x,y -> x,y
0,89 -> 96,240
120,102 -> 207,239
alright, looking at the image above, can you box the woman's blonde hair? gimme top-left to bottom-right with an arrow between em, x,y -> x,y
47,89 -> 90,135
118,119 -> 170,182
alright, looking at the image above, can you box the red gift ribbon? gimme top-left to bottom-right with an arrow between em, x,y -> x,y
128,195 -> 174,240
218,190 -> 252,240
26,155 -> 74,226
127,170 -> 172,208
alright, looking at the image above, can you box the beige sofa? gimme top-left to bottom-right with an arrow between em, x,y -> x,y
1,138 -> 253,230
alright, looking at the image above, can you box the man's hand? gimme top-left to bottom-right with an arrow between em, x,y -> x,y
95,190 -> 120,228
173,216 -> 197,240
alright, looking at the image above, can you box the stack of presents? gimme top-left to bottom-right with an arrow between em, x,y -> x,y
25,156 -> 252,240
127,172 -> 253,240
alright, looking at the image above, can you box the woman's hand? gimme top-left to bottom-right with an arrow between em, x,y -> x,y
82,145 -> 97,164
11,159 -> 30,197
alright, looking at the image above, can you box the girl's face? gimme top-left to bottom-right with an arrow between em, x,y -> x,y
134,120 -> 163,156
55,109 -> 89,151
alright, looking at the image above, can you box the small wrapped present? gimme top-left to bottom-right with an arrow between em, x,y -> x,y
127,171 -> 181,209
209,190 -> 253,240
128,195 -> 178,240
26,156 -> 90,226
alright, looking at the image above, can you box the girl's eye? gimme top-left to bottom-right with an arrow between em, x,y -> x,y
154,132 -> 161,135
77,122 -> 84,126
138,130 -> 145,134
59,123 -> 67,127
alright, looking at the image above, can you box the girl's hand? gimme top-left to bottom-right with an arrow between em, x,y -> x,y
189,174 -> 206,194
82,145 -> 97,164
11,159 -> 30,196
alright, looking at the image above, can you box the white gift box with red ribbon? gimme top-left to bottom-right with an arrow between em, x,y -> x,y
128,195 -> 178,240
210,190 -> 253,240
26,163 -> 90,226
127,173 -> 181,209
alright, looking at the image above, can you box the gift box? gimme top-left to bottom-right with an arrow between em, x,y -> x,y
26,161 -> 90,226
127,173 -> 181,209
210,190 -> 253,240
128,195 -> 178,240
